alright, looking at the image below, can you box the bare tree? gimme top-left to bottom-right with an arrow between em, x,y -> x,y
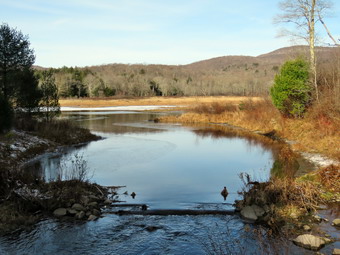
274,0 -> 335,101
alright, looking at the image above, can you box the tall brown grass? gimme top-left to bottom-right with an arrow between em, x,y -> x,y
160,96 -> 340,159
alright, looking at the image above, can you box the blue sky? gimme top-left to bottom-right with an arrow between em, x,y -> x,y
1,0 -> 339,67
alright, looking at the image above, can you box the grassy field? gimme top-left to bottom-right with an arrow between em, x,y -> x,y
59,96 -> 262,108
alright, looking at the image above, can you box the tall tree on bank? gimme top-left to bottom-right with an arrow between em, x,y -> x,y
275,0 -> 334,101
0,23 -> 35,102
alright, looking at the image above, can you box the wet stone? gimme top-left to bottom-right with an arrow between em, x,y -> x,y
332,218 -> 340,227
88,215 -> 98,221
333,248 -> 340,255
88,202 -> 98,208
92,209 -> 101,216
293,234 -> 332,251
67,208 -> 77,215
104,199 -> 112,205
53,208 -> 67,217
75,211 -> 85,220
88,195 -> 100,202
72,203 -> 86,211
303,225 -> 311,231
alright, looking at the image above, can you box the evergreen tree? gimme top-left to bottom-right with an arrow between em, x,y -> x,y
271,58 -> 311,118
0,23 -> 35,101
40,71 -> 60,121
14,68 -> 42,114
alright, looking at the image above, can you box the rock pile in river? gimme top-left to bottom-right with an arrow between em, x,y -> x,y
53,194 -> 113,221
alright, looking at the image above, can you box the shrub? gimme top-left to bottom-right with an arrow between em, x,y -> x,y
270,58 -> 312,118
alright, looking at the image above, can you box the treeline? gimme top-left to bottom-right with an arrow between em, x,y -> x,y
37,58 -> 283,98
38,46 -> 338,99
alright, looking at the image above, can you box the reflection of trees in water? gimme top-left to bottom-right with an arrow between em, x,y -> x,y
63,112 -> 165,134
192,125 -> 299,178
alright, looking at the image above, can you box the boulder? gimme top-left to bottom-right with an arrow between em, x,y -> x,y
240,206 -> 258,221
293,234 -> 331,251
72,203 -> 86,211
333,248 -> 340,255
332,218 -> 340,227
252,205 -> 265,217
88,215 -> 98,221
240,205 -> 265,221
53,208 -> 67,217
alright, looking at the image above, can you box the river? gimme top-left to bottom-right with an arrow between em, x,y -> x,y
0,109 -> 318,255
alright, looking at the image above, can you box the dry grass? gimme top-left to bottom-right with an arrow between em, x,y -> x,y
160,98 -> 340,160
60,96 -> 262,108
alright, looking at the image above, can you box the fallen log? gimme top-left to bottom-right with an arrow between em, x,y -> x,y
109,209 -> 236,216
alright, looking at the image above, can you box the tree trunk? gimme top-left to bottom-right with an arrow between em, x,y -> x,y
310,0 -> 319,101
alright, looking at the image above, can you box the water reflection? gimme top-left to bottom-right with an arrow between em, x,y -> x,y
24,111 -> 277,209
62,111 -> 169,134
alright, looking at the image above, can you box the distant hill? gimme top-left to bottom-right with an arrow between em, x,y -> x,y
34,45 -> 337,98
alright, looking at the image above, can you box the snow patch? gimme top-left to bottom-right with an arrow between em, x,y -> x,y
61,105 -> 176,112
301,152 -> 339,167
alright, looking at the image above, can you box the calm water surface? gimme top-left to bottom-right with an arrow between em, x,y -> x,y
0,110 -> 314,255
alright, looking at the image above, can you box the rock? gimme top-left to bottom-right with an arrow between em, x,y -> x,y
333,248 -> 340,255
332,218 -> 340,227
80,196 -> 90,205
72,203 -> 86,211
145,226 -> 161,232
75,211 -> 85,220
313,215 -> 322,222
88,215 -> 98,221
86,211 -> 91,217
88,195 -> 101,202
92,209 -> 101,216
290,212 -> 299,220
53,208 -> 67,217
303,225 -> 311,231
252,205 -> 265,217
240,206 -> 258,221
88,202 -> 98,208
104,199 -> 112,205
67,208 -> 77,215
293,234 -> 332,251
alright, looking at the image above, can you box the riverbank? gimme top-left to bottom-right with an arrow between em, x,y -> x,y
0,118 -> 103,233
158,98 -> 340,252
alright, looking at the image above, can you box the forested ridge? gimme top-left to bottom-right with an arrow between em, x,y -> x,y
34,46 -> 338,98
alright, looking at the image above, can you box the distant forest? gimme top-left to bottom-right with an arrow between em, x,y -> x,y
35,46 -> 338,98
